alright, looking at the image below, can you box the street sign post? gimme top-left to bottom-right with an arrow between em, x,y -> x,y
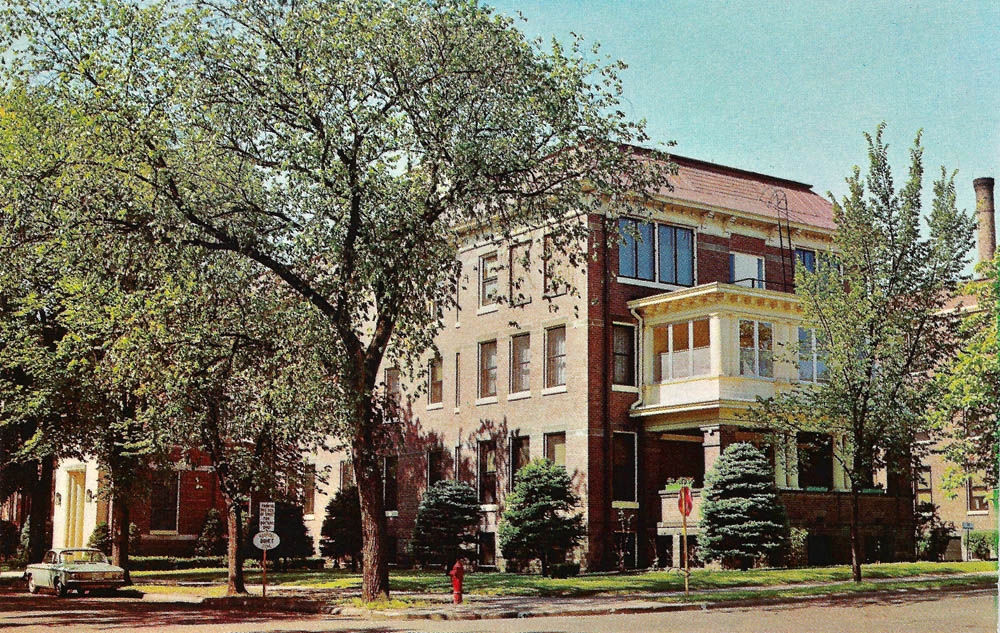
962,522 -> 974,561
678,486 -> 693,598
256,504 -> 277,598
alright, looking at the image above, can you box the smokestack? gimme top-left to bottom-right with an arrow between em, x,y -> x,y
973,177 -> 996,265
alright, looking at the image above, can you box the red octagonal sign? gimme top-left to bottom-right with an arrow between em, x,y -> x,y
677,486 -> 693,517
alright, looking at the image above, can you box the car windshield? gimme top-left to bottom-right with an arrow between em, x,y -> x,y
59,550 -> 108,564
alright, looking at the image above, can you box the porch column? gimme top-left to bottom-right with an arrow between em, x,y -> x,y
701,425 -> 722,477
709,315 -> 723,376
786,434 -> 800,489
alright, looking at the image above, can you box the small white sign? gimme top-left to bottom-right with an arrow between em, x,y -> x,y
259,501 -> 275,533
253,531 -> 280,551
962,521 -> 975,530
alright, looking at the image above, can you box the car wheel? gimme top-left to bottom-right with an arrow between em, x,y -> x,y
26,575 -> 38,594
54,578 -> 68,598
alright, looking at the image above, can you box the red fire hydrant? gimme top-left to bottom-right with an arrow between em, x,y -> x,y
448,559 -> 465,604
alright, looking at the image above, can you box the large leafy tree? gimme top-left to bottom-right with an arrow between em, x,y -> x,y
699,443 -> 789,570
498,459 -> 584,576
930,255 -> 999,489
1,0 -> 666,599
746,124 -> 975,582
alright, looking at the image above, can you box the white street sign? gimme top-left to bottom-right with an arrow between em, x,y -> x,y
253,531 -> 280,551
259,501 -> 275,533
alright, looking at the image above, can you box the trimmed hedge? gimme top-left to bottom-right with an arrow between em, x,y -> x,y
966,530 -> 998,561
129,556 -> 327,571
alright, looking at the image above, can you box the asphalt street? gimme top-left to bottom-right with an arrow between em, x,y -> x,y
1,588 -> 996,633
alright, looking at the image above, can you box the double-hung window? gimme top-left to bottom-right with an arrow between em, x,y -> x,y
479,440 -> 497,504
150,471 -> 180,532
612,325 -> 636,386
479,253 -> 499,307
798,328 -> 829,383
545,326 -> 567,389
479,341 -> 498,398
428,357 -> 443,404
509,242 -> 531,306
545,432 -> 566,468
510,334 -> 531,394
618,218 -> 694,286
612,432 -> 637,503
739,320 -> 773,377
510,436 -> 530,486
795,248 -> 817,273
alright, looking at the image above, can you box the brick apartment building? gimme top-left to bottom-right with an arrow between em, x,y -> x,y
311,153 -> 916,570
42,153 -> 947,568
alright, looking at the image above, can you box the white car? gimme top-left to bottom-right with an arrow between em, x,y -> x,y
25,548 -> 126,596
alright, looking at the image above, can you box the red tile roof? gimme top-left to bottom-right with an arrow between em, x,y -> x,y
653,154 -> 836,231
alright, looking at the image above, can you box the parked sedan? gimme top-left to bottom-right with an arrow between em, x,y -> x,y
25,548 -> 126,596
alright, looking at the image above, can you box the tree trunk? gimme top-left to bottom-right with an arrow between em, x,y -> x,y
225,503 -> 247,595
353,435 -> 389,602
849,486 -> 863,583
27,457 -> 54,564
111,496 -> 131,585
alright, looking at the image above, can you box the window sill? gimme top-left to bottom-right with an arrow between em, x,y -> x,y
616,277 -> 693,291
479,504 -> 498,512
148,530 -> 180,536
426,403 -> 444,411
507,391 -> 531,401
453,407 -> 461,414
476,396 -> 499,406
966,511 -> 989,516
611,384 -> 639,393
476,304 -> 499,316
542,385 -> 567,395
385,510 -> 399,518
612,501 -> 639,509
304,514 -> 315,521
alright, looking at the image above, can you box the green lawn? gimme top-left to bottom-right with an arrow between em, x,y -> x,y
132,560 -> 997,598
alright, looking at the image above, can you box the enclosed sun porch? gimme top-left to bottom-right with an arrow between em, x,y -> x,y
626,283 -> 909,566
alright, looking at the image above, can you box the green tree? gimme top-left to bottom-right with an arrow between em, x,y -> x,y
498,459 -> 584,576
194,509 -> 227,557
699,443 -> 789,570
1,0 -> 667,600
320,486 -> 362,569
745,124 -> 975,582
930,255 -> 999,488
410,480 -> 479,568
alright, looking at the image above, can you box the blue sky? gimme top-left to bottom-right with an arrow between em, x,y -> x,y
491,0 -> 998,256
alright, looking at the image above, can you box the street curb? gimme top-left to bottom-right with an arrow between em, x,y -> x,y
333,578 -> 997,621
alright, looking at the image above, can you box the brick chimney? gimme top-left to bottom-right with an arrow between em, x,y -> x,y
974,177 -> 996,265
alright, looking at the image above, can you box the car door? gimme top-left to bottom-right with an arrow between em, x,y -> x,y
36,551 -> 56,587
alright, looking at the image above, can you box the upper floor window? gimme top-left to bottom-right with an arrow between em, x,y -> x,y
618,218 -> 694,286
914,465 -> 933,506
509,242 -> 531,306
543,234 -> 571,297
798,328 -> 829,383
428,356 -> 443,404
510,334 -> 531,394
968,479 -> 990,513
739,320 -> 773,378
427,449 -> 447,486
795,248 -> 817,273
385,367 -> 401,402
302,464 -> 316,516
479,340 -> 498,398
612,324 -> 636,386
479,253 -> 499,307
730,252 -> 765,288
545,326 -> 567,388
454,353 -> 461,408
339,460 -> 354,490
653,319 -> 711,382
